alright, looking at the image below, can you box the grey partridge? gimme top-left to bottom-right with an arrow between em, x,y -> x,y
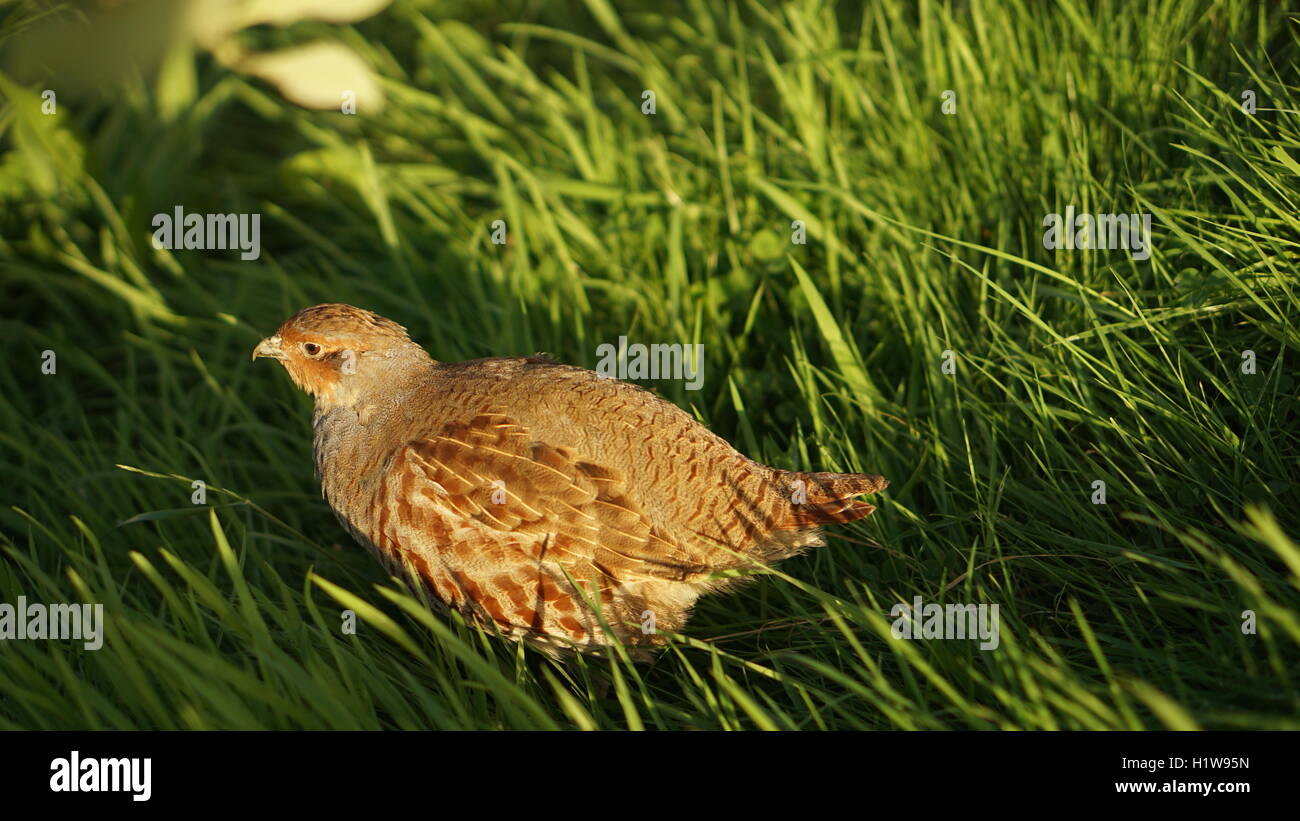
253,304 -> 888,655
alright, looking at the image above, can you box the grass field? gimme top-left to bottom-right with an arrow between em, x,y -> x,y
1,0 -> 1297,730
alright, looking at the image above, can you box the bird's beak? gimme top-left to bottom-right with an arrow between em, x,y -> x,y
252,336 -> 287,362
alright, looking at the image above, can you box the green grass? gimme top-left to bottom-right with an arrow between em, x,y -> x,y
1,0 -> 1297,730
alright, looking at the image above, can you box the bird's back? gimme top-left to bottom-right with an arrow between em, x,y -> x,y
409,357 -> 876,564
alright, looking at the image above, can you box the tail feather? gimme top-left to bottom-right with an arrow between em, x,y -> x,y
772,470 -> 888,529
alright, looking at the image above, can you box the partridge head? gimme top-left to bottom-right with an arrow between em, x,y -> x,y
254,303 -> 888,655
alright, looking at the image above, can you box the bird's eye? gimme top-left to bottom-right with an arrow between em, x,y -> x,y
301,342 -> 323,357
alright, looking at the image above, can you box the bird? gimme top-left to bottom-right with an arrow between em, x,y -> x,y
253,303 -> 888,656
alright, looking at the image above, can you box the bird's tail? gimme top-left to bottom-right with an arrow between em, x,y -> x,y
771,470 -> 888,529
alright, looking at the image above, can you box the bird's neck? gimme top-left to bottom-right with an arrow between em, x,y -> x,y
313,347 -> 436,414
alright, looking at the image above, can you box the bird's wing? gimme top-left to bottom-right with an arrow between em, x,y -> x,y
368,412 -> 711,631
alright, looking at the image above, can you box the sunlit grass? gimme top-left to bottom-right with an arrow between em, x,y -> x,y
0,0 -> 1297,729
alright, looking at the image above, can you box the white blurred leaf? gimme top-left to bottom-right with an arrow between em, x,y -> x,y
188,0 -> 393,49
238,41 -> 383,112
241,0 -> 393,25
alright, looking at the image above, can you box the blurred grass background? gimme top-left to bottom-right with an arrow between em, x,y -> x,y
0,0 -> 1297,729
